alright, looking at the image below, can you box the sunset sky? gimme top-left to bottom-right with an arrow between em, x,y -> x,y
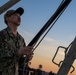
0,0 -> 76,75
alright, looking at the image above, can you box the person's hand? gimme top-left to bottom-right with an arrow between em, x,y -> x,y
26,51 -> 34,61
18,46 -> 34,56
18,46 -> 34,61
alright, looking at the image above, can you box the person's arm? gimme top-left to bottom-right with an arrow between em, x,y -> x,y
0,32 -> 15,58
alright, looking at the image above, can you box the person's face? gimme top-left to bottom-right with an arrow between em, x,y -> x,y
7,13 -> 21,26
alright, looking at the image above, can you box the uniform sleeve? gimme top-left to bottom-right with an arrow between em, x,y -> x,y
18,38 -> 26,66
0,32 -> 14,58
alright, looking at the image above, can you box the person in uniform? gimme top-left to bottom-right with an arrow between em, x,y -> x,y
0,7 -> 34,75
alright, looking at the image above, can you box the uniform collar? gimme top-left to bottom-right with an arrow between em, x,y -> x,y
6,27 -> 19,38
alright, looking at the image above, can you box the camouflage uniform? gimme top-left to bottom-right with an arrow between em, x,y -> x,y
0,27 -> 26,75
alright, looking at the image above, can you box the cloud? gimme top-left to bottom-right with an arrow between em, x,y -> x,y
18,28 -> 72,56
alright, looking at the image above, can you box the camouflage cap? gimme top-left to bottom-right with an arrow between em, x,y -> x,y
4,7 -> 24,24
